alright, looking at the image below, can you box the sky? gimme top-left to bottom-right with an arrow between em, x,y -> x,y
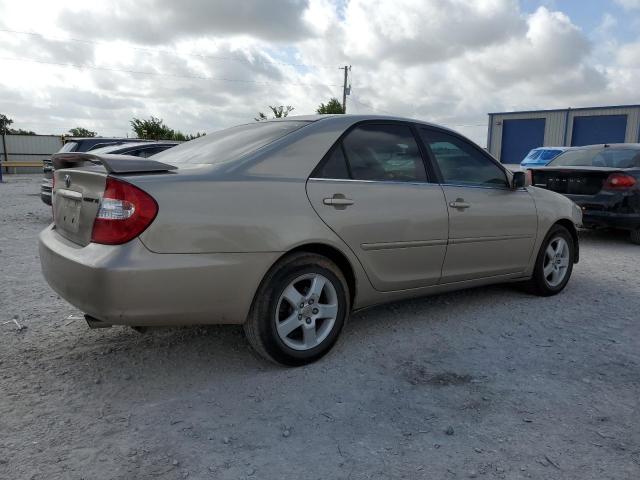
0,0 -> 639,145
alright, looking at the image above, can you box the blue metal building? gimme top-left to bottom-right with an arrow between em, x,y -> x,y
486,104 -> 640,164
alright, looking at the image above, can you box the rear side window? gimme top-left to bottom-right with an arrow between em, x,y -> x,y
341,124 -> 427,182
421,129 -> 508,188
315,146 -> 350,179
153,121 -> 309,165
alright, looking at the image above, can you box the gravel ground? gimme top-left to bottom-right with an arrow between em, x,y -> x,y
1,174 -> 639,480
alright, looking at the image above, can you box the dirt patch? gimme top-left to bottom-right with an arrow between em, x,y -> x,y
2,175 -> 640,479
405,366 -> 473,386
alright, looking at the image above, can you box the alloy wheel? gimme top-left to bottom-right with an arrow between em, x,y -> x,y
275,273 -> 339,351
543,236 -> 570,287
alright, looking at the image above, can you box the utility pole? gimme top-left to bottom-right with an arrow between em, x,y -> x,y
0,130 -> 5,183
340,65 -> 351,113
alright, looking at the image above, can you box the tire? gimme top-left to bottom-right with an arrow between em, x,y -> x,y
243,252 -> 350,366
525,224 -> 575,296
630,229 -> 640,245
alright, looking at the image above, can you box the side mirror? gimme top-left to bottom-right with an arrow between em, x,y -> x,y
511,171 -> 526,190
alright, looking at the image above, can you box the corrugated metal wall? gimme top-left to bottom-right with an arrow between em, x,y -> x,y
0,134 -> 62,173
487,105 -> 640,162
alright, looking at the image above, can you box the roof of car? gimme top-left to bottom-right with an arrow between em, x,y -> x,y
532,146 -> 570,150
568,143 -> 640,150
264,114 -> 458,133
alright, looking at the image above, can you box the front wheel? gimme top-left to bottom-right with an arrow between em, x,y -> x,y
244,253 -> 350,366
525,225 -> 575,296
630,229 -> 640,245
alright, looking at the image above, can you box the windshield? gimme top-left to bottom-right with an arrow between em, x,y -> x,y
549,147 -> 640,168
154,121 -> 310,165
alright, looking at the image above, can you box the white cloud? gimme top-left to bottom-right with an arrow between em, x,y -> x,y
0,0 -> 638,145
614,0 -> 640,9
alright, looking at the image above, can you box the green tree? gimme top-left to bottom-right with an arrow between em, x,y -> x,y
68,127 -> 96,137
130,116 -> 175,140
1,114 -> 36,135
130,116 -> 205,141
0,114 -> 14,135
316,98 -> 344,114
255,105 -> 294,121
8,128 -> 36,135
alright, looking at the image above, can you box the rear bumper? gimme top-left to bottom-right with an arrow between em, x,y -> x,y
581,211 -> 640,231
39,225 -> 280,326
41,180 -> 52,205
566,192 -> 640,231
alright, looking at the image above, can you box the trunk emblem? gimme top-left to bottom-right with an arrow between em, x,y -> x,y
64,174 -> 71,188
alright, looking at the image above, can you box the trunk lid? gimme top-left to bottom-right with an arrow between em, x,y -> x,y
51,153 -> 176,246
53,168 -> 107,246
529,166 -> 625,196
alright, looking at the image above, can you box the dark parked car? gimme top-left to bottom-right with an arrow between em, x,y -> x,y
40,138 -> 176,205
528,144 -> 640,244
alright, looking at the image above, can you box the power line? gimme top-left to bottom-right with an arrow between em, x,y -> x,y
0,28 -> 339,70
349,96 -> 395,115
351,96 -> 487,127
0,56 -> 342,89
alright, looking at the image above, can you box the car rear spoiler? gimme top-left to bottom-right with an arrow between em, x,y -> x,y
51,152 -> 178,174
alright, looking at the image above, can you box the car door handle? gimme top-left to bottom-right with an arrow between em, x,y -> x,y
449,199 -> 470,209
323,195 -> 354,207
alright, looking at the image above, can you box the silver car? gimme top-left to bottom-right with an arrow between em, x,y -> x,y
39,115 -> 582,365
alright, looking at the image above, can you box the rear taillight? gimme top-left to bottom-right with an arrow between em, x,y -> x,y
603,173 -> 636,190
91,177 -> 158,245
525,169 -> 533,187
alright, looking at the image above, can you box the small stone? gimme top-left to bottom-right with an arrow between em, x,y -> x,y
95,378 -> 101,384
223,437 -> 230,444
474,448 -> 482,453
282,429 -> 291,438
247,468 -> 256,476
469,470 -> 477,478
172,459 -> 179,466
445,426 -> 454,435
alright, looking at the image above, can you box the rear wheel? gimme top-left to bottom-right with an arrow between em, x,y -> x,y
244,253 -> 349,366
630,229 -> 640,245
525,224 -> 575,296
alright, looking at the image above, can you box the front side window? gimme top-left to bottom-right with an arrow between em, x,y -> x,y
421,129 -> 508,188
339,124 -> 427,182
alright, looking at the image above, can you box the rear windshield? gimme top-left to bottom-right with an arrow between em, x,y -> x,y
539,149 -> 563,161
59,142 -> 78,153
154,121 -> 310,165
549,148 -> 640,168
